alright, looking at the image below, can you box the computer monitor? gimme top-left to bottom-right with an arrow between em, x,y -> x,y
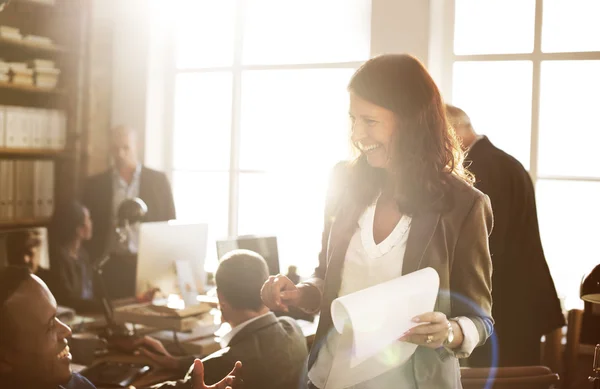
136,221 -> 208,297
216,235 -> 280,276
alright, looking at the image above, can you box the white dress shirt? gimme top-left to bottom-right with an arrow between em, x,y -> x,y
110,164 -> 142,254
308,200 -> 480,389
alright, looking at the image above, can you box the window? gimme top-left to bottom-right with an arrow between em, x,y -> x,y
447,0 -> 600,309
170,0 -> 371,275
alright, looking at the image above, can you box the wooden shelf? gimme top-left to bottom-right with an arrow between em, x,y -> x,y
18,0 -> 56,7
0,147 -> 65,158
0,81 -> 64,95
0,36 -> 67,55
0,218 -> 50,229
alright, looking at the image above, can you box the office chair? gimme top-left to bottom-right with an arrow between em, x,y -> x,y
460,366 -> 560,389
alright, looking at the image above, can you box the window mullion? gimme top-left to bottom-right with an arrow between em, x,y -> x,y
228,0 -> 245,237
529,0 -> 544,184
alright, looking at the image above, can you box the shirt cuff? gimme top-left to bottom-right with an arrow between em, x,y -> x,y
451,316 -> 480,358
297,282 -> 322,314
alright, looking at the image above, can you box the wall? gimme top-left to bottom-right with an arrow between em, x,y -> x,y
86,0 -> 114,176
370,0 -> 431,64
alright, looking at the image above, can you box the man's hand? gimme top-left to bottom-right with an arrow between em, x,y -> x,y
192,359 -> 242,389
133,336 -> 179,370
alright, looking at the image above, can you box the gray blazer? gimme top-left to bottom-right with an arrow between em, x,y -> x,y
305,163 -> 494,389
155,313 -> 308,389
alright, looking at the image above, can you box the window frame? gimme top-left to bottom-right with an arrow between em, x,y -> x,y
440,0 -> 600,184
165,0 -> 366,238
438,0 -> 600,309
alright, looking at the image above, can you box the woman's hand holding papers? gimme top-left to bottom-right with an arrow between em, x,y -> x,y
399,312 -> 464,349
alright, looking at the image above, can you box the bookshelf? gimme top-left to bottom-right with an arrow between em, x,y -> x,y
0,36 -> 68,54
0,0 -> 90,230
0,147 -> 66,158
0,81 -> 66,94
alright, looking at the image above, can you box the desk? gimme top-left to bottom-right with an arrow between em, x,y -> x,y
76,316 -> 318,388
89,354 -> 179,389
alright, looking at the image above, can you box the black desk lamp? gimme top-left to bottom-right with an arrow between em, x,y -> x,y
581,264 -> 600,388
95,198 -> 148,338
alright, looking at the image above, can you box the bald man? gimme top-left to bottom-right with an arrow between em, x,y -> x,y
446,105 -> 564,367
82,126 -> 176,261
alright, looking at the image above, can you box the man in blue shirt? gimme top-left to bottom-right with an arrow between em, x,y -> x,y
83,126 -> 176,260
0,266 -> 239,389
0,266 -> 94,389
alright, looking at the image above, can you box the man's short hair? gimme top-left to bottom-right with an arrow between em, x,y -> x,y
111,125 -> 137,139
0,266 -> 32,347
215,249 -> 269,311
445,104 -> 472,128
5,230 -> 41,266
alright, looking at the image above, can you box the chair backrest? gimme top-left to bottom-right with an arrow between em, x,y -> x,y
461,366 -> 560,389
563,309 -> 583,387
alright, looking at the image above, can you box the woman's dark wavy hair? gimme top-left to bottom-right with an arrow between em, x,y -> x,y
347,54 -> 473,215
49,200 -> 87,246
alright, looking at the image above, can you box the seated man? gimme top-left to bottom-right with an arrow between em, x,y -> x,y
0,266 -> 239,389
0,266 -> 95,389
136,250 -> 308,389
5,229 -> 50,283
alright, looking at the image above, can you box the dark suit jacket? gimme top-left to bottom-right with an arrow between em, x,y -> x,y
466,137 -> 565,367
82,166 -> 176,260
155,313 -> 308,389
305,162 -> 494,389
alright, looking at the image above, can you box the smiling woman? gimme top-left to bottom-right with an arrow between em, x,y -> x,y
261,54 -> 493,389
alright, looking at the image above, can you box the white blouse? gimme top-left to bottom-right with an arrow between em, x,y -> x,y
308,201 -> 480,389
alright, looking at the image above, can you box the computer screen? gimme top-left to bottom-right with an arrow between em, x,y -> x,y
136,221 -> 208,297
216,235 -> 280,276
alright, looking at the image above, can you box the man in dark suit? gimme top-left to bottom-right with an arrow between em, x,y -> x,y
134,250 -> 308,389
446,105 -> 565,367
82,125 -> 176,260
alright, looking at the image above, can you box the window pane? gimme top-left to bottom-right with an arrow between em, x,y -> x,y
538,61 -> 600,177
242,0 -> 371,65
175,0 -> 236,68
240,68 -> 353,171
542,0 -> 600,53
173,72 -> 232,171
537,179 -> 600,310
237,171 -> 331,276
454,0 -> 535,55
452,61 -> 533,169
172,171 -> 229,272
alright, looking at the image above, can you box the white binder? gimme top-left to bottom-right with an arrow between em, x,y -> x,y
5,106 -> 22,148
30,108 -> 44,149
24,160 -> 35,219
5,160 -> 14,221
0,161 -> 6,220
35,161 -> 54,219
56,110 -> 67,150
33,160 -> 43,218
42,109 -> 53,149
0,106 -> 5,148
14,160 -> 25,219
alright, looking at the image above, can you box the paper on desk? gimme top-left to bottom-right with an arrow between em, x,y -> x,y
330,267 -> 439,367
